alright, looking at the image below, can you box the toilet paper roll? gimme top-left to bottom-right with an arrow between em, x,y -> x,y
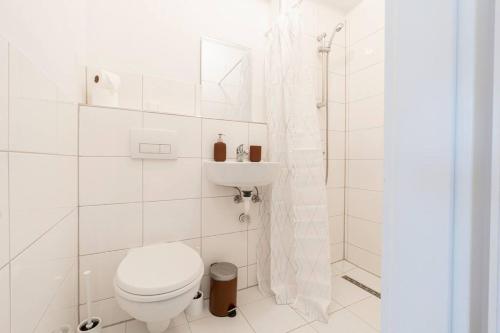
89,70 -> 121,107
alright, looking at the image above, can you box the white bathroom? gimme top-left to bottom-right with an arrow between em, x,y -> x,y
0,0 -> 498,332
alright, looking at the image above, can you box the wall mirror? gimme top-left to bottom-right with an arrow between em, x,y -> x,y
200,37 -> 252,121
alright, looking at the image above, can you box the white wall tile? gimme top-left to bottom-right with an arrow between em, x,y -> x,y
11,211 -> 77,333
0,38 -> 8,150
327,159 -> 345,189
0,153 -> 8,267
329,45 -> 346,76
238,266 -> 248,290
330,215 -> 344,244
34,265 -> 78,333
143,199 -> 201,244
248,264 -> 257,287
347,160 -> 383,191
316,3 -> 346,47
143,76 -> 197,116
248,123 -> 268,160
9,98 -> 78,155
79,157 -> 142,205
143,158 -> 201,201
347,189 -> 383,222
348,29 -> 384,73
80,203 -> 142,255
202,231 -> 247,272
80,297 -> 131,327
248,229 -> 258,265
347,217 -> 381,255
79,250 -> 127,303
202,197 -> 247,236
182,237 -> 202,255
9,46 -> 57,101
86,67 -> 142,110
328,102 -> 346,132
348,127 -> 384,159
202,119 -> 249,159
79,106 -> 142,156
348,0 -> 385,44
327,188 -> 345,217
0,265 -> 9,333
328,73 -> 346,103
143,112 -> 202,158
327,131 -> 346,160
9,153 -> 77,256
346,244 -> 381,276
348,63 -> 384,101
348,95 -> 384,130
330,243 -> 344,263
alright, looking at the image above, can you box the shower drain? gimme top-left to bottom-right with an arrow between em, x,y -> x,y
342,275 -> 381,299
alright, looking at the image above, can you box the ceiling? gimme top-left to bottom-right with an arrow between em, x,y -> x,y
320,0 -> 363,12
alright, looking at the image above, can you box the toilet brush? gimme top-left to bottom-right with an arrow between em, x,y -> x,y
77,270 -> 102,332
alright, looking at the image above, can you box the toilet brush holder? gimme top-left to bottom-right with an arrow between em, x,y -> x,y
185,291 -> 204,320
77,317 -> 102,333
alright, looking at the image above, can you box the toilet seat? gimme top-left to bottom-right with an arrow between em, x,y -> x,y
115,242 -> 204,301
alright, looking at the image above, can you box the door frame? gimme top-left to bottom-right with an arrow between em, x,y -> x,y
488,1 -> 500,331
383,0 -> 496,332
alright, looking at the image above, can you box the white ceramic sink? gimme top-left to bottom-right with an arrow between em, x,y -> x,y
205,161 -> 280,188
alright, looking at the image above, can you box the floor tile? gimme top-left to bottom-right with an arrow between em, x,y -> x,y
238,286 -> 267,306
126,320 -> 191,333
289,324 -> 317,333
331,261 -> 356,276
189,313 -> 254,333
103,323 -> 125,333
347,297 -> 381,330
344,268 -> 381,293
239,297 -> 306,333
311,309 -> 378,333
331,276 -> 372,307
328,300 -> 344,314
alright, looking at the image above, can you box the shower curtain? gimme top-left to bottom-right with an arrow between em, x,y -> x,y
257,0 -> 332,323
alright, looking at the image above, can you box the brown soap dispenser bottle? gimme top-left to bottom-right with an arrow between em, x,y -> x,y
214,134 -> 226,162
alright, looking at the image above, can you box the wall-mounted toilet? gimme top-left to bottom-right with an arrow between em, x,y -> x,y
114,242 -> 204,333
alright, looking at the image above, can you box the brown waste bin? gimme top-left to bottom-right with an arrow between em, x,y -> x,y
209,262 -> 238,317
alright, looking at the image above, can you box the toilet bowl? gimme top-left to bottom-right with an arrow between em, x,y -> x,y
114,242 -> 204,333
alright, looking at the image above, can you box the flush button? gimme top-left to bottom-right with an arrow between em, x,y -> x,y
159,144 -> 171,154
139,143 -> 160,153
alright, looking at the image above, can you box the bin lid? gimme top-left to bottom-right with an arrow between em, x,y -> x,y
210,262 -> 238,281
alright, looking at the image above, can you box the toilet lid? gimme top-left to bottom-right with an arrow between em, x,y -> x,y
115,242 -> 203,296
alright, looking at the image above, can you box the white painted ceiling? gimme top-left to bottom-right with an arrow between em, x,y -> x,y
320,0 -> 362,12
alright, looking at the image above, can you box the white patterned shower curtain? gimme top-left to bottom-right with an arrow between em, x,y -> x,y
256,0 -> 332,323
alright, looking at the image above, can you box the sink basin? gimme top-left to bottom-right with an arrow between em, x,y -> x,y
205,161 -> 280,188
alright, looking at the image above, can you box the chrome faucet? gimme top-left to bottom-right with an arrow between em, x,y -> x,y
236,144 -> 248,162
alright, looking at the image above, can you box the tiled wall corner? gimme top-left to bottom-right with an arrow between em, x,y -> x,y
1,37 -> 80,333
345,0 -> 385,276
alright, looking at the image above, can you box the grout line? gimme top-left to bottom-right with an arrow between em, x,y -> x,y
348,93 -> 385,104
79,103 -> 268,125
77,103 -> 81,323
9,207 -> 78,263
348,60 -> 384,76
6,41 -> 12,333
2,150 -> 78,157
349,26 -> 385,47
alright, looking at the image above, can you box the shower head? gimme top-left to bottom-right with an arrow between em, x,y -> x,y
327,22 -> 344,49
